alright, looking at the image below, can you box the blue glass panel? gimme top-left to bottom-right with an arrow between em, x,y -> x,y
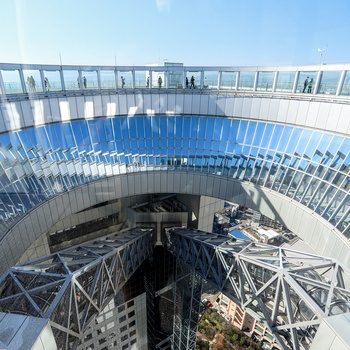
190,117 -> 199,138
205,118 -> 214,140
120,117 -> 129,139
88,120 -> 99,143
244,122 -> 256,145
237,120 -> 248,144
175,116 -> 183,138
129,117 -> 137,139
45,125 -> 60,150
285,128 -> 302,154
167,117 -> 175,138
144,117 -> 152,138
152,116 -> 160,138
0,133 -> 11,148
96,119 -> 107,142
72,121 -> 84,145
228,120 -> 239,143
269,125 -> 283,150
213,119 -> 223,141
261,124 -> 274,148
62,123 -> 76,148
158,117 -> 166,138
103,118 -> 113,141
80,122 -> 90,146
113,118 -> 122,140
183,117 -> 190,138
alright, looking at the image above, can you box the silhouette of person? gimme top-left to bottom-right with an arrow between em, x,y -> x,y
146,76 -> 149,88
26,76 -> 32,92
83,76 -> 87,89
158,76 -> 162,88
30,76 -> 36,92
190,75 -> 195,88
44,77 -> 50,91
303,77 -> 309,93
307,78 -> 314,93
186,77 -> 189,88
121,76 -> 125,88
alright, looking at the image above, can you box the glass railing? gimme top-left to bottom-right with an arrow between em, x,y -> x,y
1,63 -> 350,97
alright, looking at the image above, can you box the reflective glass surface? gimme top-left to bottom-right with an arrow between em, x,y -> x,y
100,70 -> 116,89
63,70 -> 80,90
297,71 -> 317,94
318,71 -> 341,95
23,69 -> 43,92
81,70 -> 98,89
340,71 -> 350,96
257,72 -> 274,92
1,64 -> 350,97
117,70 -> 132,88
203,71 -> 218,89
1,69 -> 23,93
220,71 -> 237,90
275,71 -> 295,92
0,115 -> 348,240
43,70 -> 62,91
238,71 -> 255,90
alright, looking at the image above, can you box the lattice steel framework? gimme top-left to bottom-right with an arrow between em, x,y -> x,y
0,228 -> 153,349
165,227 -> 350,350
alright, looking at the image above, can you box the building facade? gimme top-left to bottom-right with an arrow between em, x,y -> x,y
0,63 -> 350,349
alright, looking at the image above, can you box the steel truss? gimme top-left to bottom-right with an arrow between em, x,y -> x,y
165,227 -> 350,350
0,228 -> 153,349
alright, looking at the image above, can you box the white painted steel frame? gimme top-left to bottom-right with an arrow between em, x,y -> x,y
165,227 -> 350,350
0,228 -> 153,349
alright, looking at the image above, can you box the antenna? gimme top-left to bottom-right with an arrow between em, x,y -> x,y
317,48 -> 326,65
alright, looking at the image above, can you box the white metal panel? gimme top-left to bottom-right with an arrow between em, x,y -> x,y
126,94 -> 136,115
101,95 -> 110,116
143,93 -> 152,115
198,94 -> 207,115
305,101 -> 320,128
174,93 -> 184,114
276,99 -> 289,123
151,94 -> 161,115
267,99 -> 280,122
316,101 -> 331,130
233,97 -> 244,117
326,103 -> 342,133
48,98 -> 61,122
183,94 -> 192,114
84,96 -> 94,119
241,98 -> 252,118
286,100 -> 299,124
216,96 -> 226,116
224,96 -> 234,116
93,95 -> 103,117
108,94 -> 119,117
295,100 -> 309,126
258,98 -> 270,119
338,104 -> 350,134
250,98 -> 262,119
41,99 -> 52,125
159,94 -> 167,114
208,95 -> 217,116
30,100 -> 44,127
76,96 -> 85,119
118,94 -> 128,115
19,101 -> 32,128
167,93 -> 176,114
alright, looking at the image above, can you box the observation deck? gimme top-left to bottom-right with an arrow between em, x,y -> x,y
0,63 -> 349,277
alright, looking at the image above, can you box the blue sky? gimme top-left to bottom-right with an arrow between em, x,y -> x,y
1,0 -> 350,67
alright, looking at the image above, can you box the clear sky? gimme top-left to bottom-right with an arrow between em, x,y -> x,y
1,0 -> 350,67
